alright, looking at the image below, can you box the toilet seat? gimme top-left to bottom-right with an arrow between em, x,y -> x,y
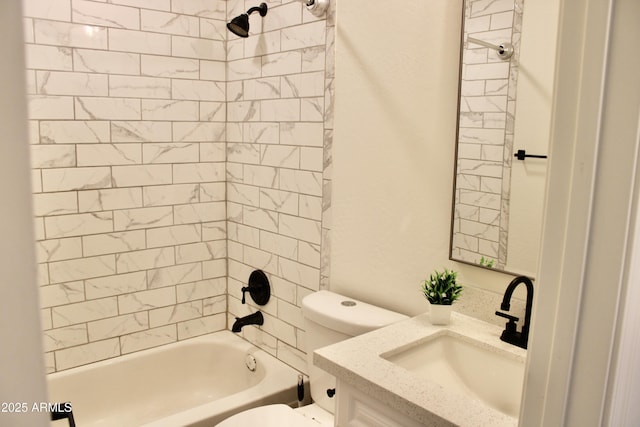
215,404 -> 332,427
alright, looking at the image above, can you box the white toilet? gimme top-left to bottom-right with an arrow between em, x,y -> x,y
216,290 -> 408,426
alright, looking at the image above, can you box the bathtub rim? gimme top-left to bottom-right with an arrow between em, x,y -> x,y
47,330 -> 302,427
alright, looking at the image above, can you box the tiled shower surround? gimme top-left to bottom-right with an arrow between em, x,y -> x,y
26,0 -> 335,373
451,0 -> 523,269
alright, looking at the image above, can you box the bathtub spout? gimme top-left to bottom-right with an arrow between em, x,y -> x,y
232,311 -> 264,332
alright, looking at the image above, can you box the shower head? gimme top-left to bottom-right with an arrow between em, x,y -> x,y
227,2 -> 268,38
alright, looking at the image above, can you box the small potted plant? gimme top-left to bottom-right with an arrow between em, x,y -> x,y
421,268 -> 463,325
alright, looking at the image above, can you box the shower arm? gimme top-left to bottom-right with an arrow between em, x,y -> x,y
467,36 -> 514,60
246,5 -> 265,15
299,0 -> 329,16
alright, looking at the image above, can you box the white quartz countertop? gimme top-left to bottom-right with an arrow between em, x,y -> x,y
313,311 -> 527,427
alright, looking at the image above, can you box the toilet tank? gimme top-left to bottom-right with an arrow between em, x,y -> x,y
301,290 -> 408,413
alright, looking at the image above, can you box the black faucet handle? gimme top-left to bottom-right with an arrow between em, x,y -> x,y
496,311 -> 519,334
241,286 -> 250,304
495,311 -> 519,322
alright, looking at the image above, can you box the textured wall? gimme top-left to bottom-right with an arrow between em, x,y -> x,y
26,0 -> 336,374
25,0 -> 229,372
224,0 -> 335,374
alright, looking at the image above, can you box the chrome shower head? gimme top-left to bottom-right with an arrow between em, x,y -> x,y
227,3 -> 268,38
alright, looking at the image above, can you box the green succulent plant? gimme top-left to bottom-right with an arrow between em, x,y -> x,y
479,256 -> 496,268
421,268 -> 463,305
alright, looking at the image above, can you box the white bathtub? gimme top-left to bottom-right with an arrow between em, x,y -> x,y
47,331 -> 300,427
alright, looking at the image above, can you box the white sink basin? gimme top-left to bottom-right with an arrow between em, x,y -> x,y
381,330 -> 525,418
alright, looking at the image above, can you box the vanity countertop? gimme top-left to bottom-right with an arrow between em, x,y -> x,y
313,311 -> 527,427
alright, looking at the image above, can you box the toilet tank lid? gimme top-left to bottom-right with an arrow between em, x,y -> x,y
302,290 -> 408,336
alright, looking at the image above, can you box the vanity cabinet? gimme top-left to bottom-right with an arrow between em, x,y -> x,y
316,313 -> 524,427
334,380 -> 424,427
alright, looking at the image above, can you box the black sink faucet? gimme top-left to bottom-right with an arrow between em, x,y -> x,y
495,276 -> 534,349
232,311 -> 264,333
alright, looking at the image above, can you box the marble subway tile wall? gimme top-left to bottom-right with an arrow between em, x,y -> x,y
225,0 -> 335,374
452,0 -> 523,269
24,0 -> 229,372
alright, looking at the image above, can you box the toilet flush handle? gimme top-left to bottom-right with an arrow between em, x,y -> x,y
326,388 -> 336,398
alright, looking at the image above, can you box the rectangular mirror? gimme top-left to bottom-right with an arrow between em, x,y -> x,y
450,0 -> 549,277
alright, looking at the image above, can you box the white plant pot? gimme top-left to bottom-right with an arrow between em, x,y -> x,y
429,303 -> 452,325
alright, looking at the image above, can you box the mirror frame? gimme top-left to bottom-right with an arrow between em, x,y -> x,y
449,0 -> 526,275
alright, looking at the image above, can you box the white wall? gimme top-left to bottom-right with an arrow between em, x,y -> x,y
331,0 -> 462,314
0,0 -> 48,425
330,0 -> 561,317
507,0 -> 559,275
330,0 -> 526,316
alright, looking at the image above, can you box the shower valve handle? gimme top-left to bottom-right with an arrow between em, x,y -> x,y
241,270 -> 271,306
241,286 -> 250,304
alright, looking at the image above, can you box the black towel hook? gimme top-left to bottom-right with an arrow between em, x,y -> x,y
514,149 -> 548,161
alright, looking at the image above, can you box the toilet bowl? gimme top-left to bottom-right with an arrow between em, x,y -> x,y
215,291 -> 407,427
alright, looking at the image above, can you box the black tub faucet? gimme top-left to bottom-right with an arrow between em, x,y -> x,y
495,276 -> 534,349
232,311 -> 264,333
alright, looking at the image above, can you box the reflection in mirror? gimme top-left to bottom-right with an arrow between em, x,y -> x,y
450,0 -> 546,277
